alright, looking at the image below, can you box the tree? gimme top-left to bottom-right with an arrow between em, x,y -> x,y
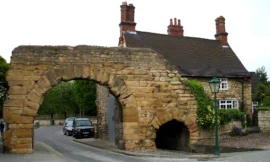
0,56 -> 9,117
72,80 -> 97,117
255,66 -> 270,107
38,81 -> 77,118
57,81 -> 77,118
38,86 -> 60,119
256,66 -> 269,85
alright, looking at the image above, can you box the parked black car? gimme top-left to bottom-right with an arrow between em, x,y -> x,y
64,117 -> 76,125
63,121 -> 73,136
72,118 -> 94,138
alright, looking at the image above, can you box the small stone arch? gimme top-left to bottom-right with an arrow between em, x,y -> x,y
155,119 -> 190,151
151,107 -> 199,149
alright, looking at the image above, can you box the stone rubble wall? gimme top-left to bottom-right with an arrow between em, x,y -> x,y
258,110 -> 270,132
96,85 -> 109,140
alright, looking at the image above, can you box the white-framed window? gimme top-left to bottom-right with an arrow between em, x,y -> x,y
252,102 -> 258,114
218,78 -> 228,90
218,100 -> 238,109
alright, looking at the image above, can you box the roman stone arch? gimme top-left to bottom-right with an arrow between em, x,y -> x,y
3,45 -> 199,153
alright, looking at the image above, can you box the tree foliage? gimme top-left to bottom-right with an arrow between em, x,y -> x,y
0,56 -> 9,117
255,66 -> 270,107
73,80 -> 97,116
38,80 -> 97,118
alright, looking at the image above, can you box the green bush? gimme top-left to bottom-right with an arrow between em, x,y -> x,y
219,109 -> 246,128
256,106 -> 270,111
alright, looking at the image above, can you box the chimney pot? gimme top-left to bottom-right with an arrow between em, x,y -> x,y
122,1 -> 127,5
129,3 -> 133,6
167,18 -> 184,36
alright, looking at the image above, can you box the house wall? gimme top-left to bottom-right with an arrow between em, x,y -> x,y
189,77 -> 252,116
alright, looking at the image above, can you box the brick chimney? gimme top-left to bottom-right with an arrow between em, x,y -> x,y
167,18 -> 184,36
119,2 -> 136,46
215,16 -> 228,45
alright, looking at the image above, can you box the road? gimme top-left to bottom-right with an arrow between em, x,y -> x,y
34,126 -> 197,162
1,126 -> 270,162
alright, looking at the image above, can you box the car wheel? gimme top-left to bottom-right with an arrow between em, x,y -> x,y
66,131 -> 69,136
63,131 -> 66,135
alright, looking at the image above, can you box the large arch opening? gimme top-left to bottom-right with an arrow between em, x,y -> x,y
36,77 -> 124,147
38,80 -> 97,120
155,119 -> 190,151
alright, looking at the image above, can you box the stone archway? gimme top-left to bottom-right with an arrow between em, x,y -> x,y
3,45 -> 199,153
155,119 -> 190,151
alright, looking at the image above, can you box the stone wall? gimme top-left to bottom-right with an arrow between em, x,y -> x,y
36,119 -> 64,126
258,110 -> 270,132
3,46 -> 199,153
96,85 -> 109,140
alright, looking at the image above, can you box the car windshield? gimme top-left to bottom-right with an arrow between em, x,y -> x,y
76,120 -> 92,126
66,122 -> 73,127
67,117 -> 75,121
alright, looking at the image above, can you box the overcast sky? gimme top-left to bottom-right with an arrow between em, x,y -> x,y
0,0 -> 269,77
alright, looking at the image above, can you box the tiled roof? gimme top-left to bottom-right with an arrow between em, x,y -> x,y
124,31 -> 250,77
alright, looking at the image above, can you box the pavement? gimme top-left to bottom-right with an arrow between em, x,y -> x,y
73,138 -> 217,161
72,130 -> 270,161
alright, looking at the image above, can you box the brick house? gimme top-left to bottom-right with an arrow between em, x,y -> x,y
118,2 -> 252,117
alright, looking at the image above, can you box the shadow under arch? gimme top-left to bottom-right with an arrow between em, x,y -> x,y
155,119 -> 190,151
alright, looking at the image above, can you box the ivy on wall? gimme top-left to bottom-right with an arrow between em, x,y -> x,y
183,79 -> 246,130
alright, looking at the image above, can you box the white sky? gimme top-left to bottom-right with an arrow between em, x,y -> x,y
0,0 -> 269,77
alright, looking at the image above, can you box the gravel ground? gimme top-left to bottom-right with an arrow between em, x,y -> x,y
197,132 -> 270,149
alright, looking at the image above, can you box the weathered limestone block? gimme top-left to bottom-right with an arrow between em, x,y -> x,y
44,70 -> 58,86
21,116 -> 34,124
15,129 -> 33,138
22,107 -> 38,116
2,130 -> 13,140
123,108 -> 138,122
74,65 -> 83,78
62,66 -> 75,80
8,95 -> 26,100
82,66 -> 91,79
4,99 -> 24,107
6,76 -> 40,81
24,100 -> 39,110
8,86 -> 33,95
15,143 -> 32,149
4,135 -> 17,150
5,114 -> 21,123
100,71 -> 110,85
96,68 -> 105,82
19,123 -> 33,129
27,89 -> 42,104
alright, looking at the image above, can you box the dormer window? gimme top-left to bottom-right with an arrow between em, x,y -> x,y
218,78 -> 228,90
